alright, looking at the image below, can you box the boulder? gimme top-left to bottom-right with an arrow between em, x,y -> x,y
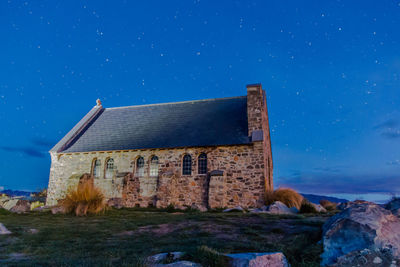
147,252 -> 184,264
321,202 -> 400,266
161,262 -> 201,267
330,248 -> 398,267
51,205 -> 67,214
147,252 -> 201,267
311,203 -> 327,213
107,198 -> 124,209
224,252 -> 289,267
10,200 -> 30,213
223,206 -> 245,213
249,206 -> 269,213
1,198 -> 20,210
0,223 -> 11,235
386,198 -> 400,217
267,201 -> 295,215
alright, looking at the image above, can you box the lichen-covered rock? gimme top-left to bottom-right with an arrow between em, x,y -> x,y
267,201 -> 295,215
0,223 -> 11,235
10,200 -> 30,213
224,252 -> 289,267
330,248 -> 398,267
321,202 -> 400,266
386,198 -> 400,217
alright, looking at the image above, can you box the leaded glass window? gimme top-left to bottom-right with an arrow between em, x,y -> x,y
150,156 -> 159,176
198,153 -> 207,174
182,154 -> 192,175
136,157 -> 145,177
105,158 -> 114,179
93,159 -> 101,178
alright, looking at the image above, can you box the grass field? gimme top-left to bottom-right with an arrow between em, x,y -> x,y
0,208 -> 327,266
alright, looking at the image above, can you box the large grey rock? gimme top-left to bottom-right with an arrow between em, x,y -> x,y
147,252 -> 184,264
267,201 -> 295,215
223,206 -> 245,213
147,252 -> 201,267
0,223 -> 11,235
330,248 -> 398,267
321,202 -> 400,266
386,198 -> 400,217
10,200 -> 30,213
1,198 -> 20,210
225,252 -> 289,267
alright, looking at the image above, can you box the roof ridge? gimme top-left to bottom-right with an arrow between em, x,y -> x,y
105,95 -> 246,110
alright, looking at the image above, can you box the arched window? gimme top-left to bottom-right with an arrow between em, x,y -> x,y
198,153 -> 207,174
105,158 -> 114,179
150,156 -> 159,176
92,159 -> 101,178
182,154 -> 192,175
136,157 -> 145,177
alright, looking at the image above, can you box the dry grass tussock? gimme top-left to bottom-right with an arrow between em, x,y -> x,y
319,199 -> 337,211
60,180 -> 106,216
265,188 -> 303,209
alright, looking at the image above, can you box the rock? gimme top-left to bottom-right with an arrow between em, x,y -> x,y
267,201 -> 295,215
51,205 -> 67,214
224,252 -> 289,267
159,261 -> 201,267
30,201 -> 45,210
330,248 -> 396,267
10,200 -> 30,213
107,198 -> 124,209
29,228 -> 39,234
337,200 -> 374,211
321,202 -> 400,266
311,203 -> 326,213
289,207 -> 299,213
147,252 -> 201,267
1,198 -> 20,210
190,204 -> 208,212
33,205 -> 51,212
373,256 -> 382,264
147,252 -> 184,264
223,206 -> 245,213
0,223 -> 11,235
386,198 -> 400,217
249,206 -> 269,213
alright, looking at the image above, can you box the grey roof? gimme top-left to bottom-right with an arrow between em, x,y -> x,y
55,96 -> 250,153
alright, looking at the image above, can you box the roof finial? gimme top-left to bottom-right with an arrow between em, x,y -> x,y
96,99 -> 102,107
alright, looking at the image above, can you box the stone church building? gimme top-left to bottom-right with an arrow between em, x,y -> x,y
46,84 -> 273,209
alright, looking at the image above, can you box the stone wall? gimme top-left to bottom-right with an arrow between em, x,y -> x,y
46,84 -> 273,209
47,142 -> 268,209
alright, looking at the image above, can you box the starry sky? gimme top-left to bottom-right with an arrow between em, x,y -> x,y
0,1 -> 399,202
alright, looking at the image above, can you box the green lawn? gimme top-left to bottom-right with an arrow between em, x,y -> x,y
0,208 -> 327,266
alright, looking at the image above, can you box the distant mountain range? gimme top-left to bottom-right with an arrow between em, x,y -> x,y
1,189 -> 32,197
302,193 -> 348,204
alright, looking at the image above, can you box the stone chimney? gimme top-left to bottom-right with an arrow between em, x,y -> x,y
247,84 -> 266,140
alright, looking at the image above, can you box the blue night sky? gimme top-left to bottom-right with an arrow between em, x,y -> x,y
0,1 -> 399,201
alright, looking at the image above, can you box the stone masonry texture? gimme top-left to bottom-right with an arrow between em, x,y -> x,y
46,84 -> 273,209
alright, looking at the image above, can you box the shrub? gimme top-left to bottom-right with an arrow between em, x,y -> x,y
60,180 -> 106,216
300,199 -> 318,214
265,188 -> 303,209
319,199 -> 337,211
